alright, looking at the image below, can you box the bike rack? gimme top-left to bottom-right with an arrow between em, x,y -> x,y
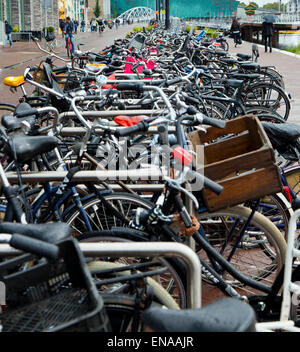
0,242 -> 201,309
256,208 -> 300,332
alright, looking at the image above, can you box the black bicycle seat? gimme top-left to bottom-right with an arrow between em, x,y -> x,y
230,73 -> 260,80
6,134 -> 58,163
214,50 -> 227,56
141,298 -> 256,332
0,222 -> 71,244
263,121 -> 300,143
2,114 -> 36,132
220,58 -> 238,65
240,62 -> 260,71
14,102 -> 37,120
237,53 -> 252,61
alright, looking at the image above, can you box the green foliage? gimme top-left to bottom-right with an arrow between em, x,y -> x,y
43,26 -> 54,33
185,25 -> 198,33
12,26 -> 19,32
263,2 -> 286,11
285,44 -> 300,55
204,27 -> 218,38
94,0 -> 101,18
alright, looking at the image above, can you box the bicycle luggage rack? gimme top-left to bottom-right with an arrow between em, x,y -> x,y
0,242 -> 201,309
256,209 -> 300,332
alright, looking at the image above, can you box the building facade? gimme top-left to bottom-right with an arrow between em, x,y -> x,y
1,0 -> 59,44
287,0 -> 300,13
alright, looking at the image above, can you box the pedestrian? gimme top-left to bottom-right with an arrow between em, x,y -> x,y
64,16 -> 75,53
230,17 -> 241,48
60,19 -> 65,38
3,20 -> 13,48
81,20 -> 85,32
74,19 -> 79,34
115,18 -> 120,29
262,20 -> 273,53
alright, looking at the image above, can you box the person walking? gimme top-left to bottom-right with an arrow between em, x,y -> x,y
81,20 -> 85,32
64,17 -> 75,53
262,20 -> 273,53
115,18 -> 120,29
74,19 -> 79,34
60,19 -> 65,38
3,20 -> 13,48
230,17 -> 241,48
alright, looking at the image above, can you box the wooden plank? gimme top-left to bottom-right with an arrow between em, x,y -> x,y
202,165 -> 282,212
203,148 -> 275,181
203,133 -> 254,164
191,115 -> 250,144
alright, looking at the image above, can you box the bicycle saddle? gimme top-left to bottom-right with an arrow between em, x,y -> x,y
230,73 -> 260,80
220,58 -> 238,65
236,53 -> 252,61
141,298 -> 256,332
14,102 -> 37,120
239,62 -> 260,71
214,50 -> 227,56
262,121 -> 300,144
6,134 -> 58,163
0,222 -> 71,244
1,114 -> 36,132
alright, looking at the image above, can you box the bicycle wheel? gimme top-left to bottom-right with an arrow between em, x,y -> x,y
88,261 -> 179,309
0,103 -> 16,119
101,294 -> 164,332
78,229 -> 187,309
196,205 -> 286,297
243,82 -> 290,121
64,192 -> 153,236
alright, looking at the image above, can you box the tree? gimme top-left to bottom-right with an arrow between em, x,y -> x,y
263,2 -> 286,11
94,0 -> 101,18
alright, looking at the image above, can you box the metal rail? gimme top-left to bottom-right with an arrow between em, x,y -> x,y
0,242 -> 201,309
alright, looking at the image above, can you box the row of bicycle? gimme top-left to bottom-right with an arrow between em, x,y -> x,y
0,23 -> 299,332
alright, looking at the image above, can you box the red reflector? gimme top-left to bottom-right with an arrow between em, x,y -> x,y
284,186 -> 292,203
172,147 -> 193,166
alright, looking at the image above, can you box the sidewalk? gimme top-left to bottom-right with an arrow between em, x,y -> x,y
227,38 -> 300,123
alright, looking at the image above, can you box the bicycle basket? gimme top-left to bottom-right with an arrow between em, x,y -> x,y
0,237 -> 110,332
189,115 -> 283,212
63,71 -> 83,92
128,33 -> 146,51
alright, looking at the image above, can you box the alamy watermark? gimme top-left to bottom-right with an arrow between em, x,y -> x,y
95,137 -> 205,191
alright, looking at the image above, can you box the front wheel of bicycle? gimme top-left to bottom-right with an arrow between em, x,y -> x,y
196,205 -> 286,297
78,229 -> 187,309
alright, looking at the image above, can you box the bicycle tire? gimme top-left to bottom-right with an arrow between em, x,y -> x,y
88,261 -> 180,310
101,294 -> 164,332
196,205 -> 286,296
0,103 -> 16,118
243,82 -> 291,121
64,192 -> 153,236
78,229 -> 187,309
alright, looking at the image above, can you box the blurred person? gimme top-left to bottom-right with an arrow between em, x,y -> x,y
3,20 -> 13,48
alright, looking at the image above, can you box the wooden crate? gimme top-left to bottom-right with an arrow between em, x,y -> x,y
188,115 -> 283,212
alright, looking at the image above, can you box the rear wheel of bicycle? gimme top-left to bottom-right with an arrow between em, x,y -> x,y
78,229 -> 187,309
196,205 -> 286,297
64,192 -> 153,236
101,294 -> 165,332
88,261 -> 179,309
0,103 -> 16,118
243,82 -> 290,121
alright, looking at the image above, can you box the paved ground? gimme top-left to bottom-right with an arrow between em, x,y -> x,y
227,37 -> 300,123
